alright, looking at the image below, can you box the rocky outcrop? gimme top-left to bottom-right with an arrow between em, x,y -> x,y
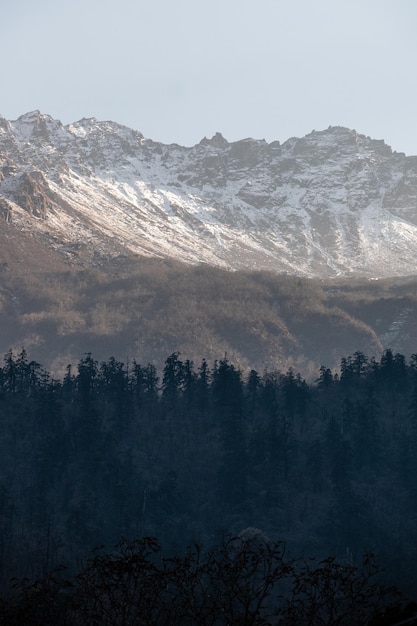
11,171 -> 52,219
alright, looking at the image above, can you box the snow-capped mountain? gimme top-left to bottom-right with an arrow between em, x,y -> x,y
1,110 -> 417,278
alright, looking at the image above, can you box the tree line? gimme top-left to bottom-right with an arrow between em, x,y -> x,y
1,535 -> 407,625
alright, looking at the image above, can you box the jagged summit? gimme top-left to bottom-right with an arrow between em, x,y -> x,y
200,132 -> 229,147
0,111 -> 416,278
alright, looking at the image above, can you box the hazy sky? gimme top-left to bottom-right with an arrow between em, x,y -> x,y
1,0 -> 417,153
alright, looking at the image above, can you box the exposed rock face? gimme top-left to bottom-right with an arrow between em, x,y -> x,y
0,111 -> 416,277
11,171 -> 51,218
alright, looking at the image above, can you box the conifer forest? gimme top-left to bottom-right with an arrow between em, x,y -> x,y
1,347 -> 417,624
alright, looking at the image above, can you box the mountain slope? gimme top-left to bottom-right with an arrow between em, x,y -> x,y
2,242 -> 417,379
1,111 -> 417,277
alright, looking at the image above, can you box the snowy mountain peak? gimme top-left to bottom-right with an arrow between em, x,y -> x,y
0,111 -> 416,278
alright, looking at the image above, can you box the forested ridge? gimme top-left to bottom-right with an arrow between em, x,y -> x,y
3,252 -> 417,377
1,347 -> 417,622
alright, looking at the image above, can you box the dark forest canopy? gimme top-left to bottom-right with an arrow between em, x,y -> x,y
1,348 -> 417,612
1,536 -> 408,625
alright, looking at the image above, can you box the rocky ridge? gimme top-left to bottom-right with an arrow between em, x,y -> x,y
1,110 -> 417,278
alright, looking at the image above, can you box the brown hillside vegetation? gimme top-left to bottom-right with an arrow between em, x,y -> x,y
2,225 -> 417,377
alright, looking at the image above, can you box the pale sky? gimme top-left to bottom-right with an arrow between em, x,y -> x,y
1,0 -> 417,154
